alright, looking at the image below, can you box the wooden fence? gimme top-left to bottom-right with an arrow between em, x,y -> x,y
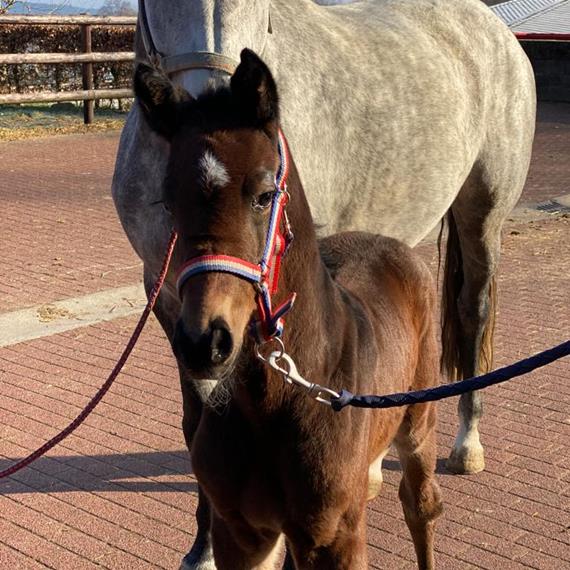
1,17 -> 569,124
0,15 -> 137,124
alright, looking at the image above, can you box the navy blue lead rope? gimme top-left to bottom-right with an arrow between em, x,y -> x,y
330,340 -> 570,412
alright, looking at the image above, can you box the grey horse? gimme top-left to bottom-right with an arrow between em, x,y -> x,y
112,1 -> 535,567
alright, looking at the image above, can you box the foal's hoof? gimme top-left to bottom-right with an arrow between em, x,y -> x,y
179,551 -> 217,570
446,445 -> 485,474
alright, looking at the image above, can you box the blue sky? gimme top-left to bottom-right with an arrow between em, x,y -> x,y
29,0 -> 137,8
74,0 -> 136,6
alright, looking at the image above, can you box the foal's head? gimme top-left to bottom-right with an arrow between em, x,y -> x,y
135,49 -> 283,380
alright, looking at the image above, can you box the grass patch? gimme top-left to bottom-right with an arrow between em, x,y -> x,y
0,103 -> 127,141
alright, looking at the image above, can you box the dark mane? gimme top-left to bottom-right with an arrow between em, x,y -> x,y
180,87 -> 239,131
177,85 -> 271,134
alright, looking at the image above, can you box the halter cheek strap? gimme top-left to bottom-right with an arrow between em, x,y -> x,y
176,130 -> 296,343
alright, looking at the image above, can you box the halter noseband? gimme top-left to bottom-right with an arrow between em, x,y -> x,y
175,130 -> 296,344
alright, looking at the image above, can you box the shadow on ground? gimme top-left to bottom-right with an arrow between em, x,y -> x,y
382,457 -> 453,476
0,450 -> 198,495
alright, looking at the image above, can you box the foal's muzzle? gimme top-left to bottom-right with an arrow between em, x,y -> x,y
173,317 -> 234,378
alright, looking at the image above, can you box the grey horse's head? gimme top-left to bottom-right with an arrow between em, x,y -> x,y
138,0 -> 271,95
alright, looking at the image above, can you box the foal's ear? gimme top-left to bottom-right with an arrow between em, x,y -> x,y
231,49 -> 279,125
133,63 -> 191,139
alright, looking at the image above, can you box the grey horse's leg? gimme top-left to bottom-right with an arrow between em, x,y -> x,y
143,269 -> 216,569
443,164 -> 516,474
446,256 -> 492,474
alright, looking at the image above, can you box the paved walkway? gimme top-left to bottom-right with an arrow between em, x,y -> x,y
0,103 -> 569,569
0,132 -> 141,313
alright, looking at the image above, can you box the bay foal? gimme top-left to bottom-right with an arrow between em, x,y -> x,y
135,50 -> 442,569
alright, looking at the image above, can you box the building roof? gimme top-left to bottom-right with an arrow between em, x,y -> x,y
490,0 -> 566,26
511,0 -> 570,32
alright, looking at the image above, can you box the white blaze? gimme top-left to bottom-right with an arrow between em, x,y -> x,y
200,150 -> 230,189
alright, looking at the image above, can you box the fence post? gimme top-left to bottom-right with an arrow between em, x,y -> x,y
80,23 -> 94,124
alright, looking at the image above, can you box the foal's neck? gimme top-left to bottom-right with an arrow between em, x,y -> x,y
244,161 -> 357,411
280,167 -> 345,353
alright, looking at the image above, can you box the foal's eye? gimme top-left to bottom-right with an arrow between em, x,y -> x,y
252,190 -> 275,212
151,199 -> 172,215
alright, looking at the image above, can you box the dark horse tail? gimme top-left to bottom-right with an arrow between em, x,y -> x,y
440,210 -> 496,381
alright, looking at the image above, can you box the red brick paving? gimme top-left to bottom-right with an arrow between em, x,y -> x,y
0,133 -> 141,312
1,104 -> 570,568
525,102 -> 570,204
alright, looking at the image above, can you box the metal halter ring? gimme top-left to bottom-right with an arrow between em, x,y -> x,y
255,336 -> 285,363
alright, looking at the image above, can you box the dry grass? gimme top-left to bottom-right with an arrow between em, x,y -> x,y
0,119 -> 125,141
0,103 -> 127,142
37,305 -> 75,323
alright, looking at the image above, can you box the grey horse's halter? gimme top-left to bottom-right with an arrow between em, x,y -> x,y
138,0 -> 271,76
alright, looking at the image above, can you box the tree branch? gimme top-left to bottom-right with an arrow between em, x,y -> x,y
0,0 -> 17,15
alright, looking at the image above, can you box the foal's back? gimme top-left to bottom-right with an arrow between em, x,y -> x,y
319,231 -> 438,394
320,230 -> 436,314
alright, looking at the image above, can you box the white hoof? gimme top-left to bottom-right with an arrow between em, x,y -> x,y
446,444 -> 485,474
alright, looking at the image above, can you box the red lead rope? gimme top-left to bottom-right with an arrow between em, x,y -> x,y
0,231 -> 178,480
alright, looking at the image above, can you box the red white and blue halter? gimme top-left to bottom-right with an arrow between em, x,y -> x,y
176,130 -> 296,343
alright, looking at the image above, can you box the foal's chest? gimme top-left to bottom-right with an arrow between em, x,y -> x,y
191,408 -> 291,525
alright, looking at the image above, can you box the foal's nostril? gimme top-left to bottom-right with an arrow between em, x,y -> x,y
172,318 -> 233,371
209,318 -> 233,365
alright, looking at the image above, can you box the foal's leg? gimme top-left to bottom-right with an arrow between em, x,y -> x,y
367,448 -> 390,501
144,270 -> 216,570
211,514 -> 284,570
394,404 -> 442,570
288,508 -> 368,570
282,547 -> 296,570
